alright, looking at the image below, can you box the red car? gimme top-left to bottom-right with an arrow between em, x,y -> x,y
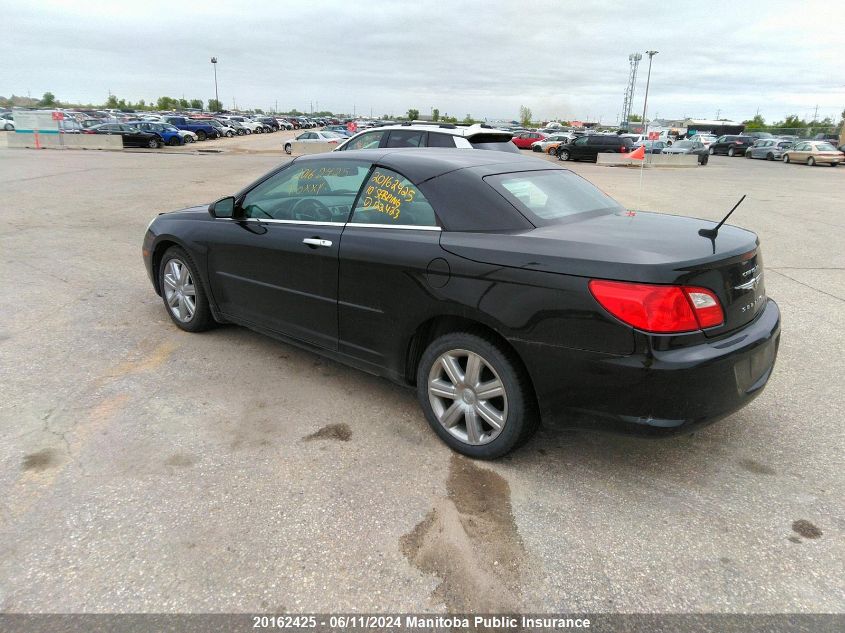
512,131 -> 548,149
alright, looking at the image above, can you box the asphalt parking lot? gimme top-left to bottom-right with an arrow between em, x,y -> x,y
0,137 -> 843,614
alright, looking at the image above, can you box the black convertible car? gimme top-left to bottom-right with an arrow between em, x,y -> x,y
142,149 -> 780,458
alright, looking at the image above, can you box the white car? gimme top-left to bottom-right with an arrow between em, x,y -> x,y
531,133 -> 575,153
688,133 -> 717,148
178,130 -> 198,143
223,116 -> 262,134
283,130 -> 345,154
333,122 -> 516,153
1,114 -> 15,131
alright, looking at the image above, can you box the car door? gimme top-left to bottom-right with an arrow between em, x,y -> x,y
204,159 -> 372,349
337,165 -> 444,375
570,136 -> 589,158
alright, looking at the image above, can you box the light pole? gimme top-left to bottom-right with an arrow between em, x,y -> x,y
210,57 -> 219,111
640,51 -> 658,139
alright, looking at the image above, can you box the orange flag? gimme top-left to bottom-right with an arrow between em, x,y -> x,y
624,145 -> 646,160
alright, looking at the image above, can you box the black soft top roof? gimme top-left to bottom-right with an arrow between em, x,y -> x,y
294,148 -> 560,185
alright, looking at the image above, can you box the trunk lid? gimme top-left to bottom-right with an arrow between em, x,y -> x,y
440,209 -> 765,336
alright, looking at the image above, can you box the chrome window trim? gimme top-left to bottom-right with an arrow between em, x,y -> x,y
346,223 -> 441,231
211,217 -> 441,231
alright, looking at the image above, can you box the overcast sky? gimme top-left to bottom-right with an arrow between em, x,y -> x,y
2,0 -> 843,124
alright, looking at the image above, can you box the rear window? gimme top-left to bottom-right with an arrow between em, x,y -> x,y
485,170 -> 623,224
428,133 -> 456,148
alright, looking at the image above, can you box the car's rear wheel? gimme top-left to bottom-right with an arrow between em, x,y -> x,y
709,147 -> 715,155
3,123 -> 13,131
558,149 -> 571,161
831,163 -> 838,167
167,136 -> 180,146
728,148 -> 735,157
159,246 -> 213,332
745,150 -> 752,158
196,130 -> 207,141
532,145 -> 541,152
237,129 -> 245,136
784,155 -> 790,163
226,130 -> 234,137
767,153 -> 774,160
147,138 -> 158,149
416,332 -> 538,459
547,147 -> 556,155
808,157 -> 815,166
284,143 -> 292,155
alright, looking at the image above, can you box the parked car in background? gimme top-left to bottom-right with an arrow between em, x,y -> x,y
256,117 -> 279,132
275,118 -> 294,130
782,141 -> 843,166
334,123 -> 517,154
813,133 -> 840,145
556,135 -> 634,162
163,116 -> 219,141
204,119 -> 236,138
224,116 -> 262,134
531,133 -> 575,154
83,123 -> 163,148
129,121 -> 185,146
1,113 -> 14,131
688,133 -> 717,148
632,140 -> 667,154
708,135 -> 755,156
283,130 -> 345,154
512,131 -> 548,149
745,139 -> 793,161
325,125 -> 354,137
177,129 -> 198,143
661,140 -> 709,164
745,131 -> 774,141
142,149 -> 780,458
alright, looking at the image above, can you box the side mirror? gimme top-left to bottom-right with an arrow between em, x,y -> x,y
209,196 -> 236,219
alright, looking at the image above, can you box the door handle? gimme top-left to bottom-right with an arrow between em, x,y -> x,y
302,238 -> 332,248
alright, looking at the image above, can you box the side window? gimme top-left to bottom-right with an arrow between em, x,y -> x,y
428,133 -> 456,148
574,137 -> 588,146
240,161 -> 371,223
351,168 -> 438,227
344,131 -> 385,151
385,130 -> 426,148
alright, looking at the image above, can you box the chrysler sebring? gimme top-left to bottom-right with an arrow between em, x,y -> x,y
142,149 -> 780,458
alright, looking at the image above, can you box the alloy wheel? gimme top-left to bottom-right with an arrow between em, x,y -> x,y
162,259 -> 196,323
428,349 -> 508,446
808,157 -> 815,166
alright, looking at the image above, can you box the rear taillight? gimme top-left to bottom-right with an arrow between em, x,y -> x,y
589,280 -> 724,333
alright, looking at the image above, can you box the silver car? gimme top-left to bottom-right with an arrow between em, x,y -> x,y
746,139 -> 793,161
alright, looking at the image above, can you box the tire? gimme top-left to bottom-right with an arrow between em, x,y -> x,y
728,148 -> 735,157
226,130 -> 234,138
831,162 -> 838,167
558,149 -> 571,161
745,150 -> 752,158
709,147 -> 715,155
699,154 -> 709,165
3,123 -> 13,131
147,138 -> 158,149
532,145 -> 541,152
784,155 -> 790,163
196,130 -> 207,141
416,332 -> 539,459
766,153 -> 774,161
158,246 -> 213,333
167,136 -> 180,146
237,129 -> 245,136
808,157 -> 815,166
547,147 -> 556,155
245,129 -> 251,135
284,143 -> 292,155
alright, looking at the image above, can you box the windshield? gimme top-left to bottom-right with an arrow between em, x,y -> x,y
485,170 -> 623,224
674,141 -> 693,148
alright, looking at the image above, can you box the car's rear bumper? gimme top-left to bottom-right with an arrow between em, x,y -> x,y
517,298 -> 781,436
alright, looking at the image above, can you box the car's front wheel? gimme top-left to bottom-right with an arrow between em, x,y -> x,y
168,136 -> 180,146
709,147 -> 715,155
808,157 -> 815,166
766,153 -> 774,161
3,123 -> 13,131
226,130 -> 234,137
558,149 -> 571,161
196,130 -> 207,141
416,332 -> 538,459
745,150 -> 752,158
784,154 -> 790,163
284,143 -> 292,155
728,147 -> 735,157
147,138 -> 158,149
159,246 -> 213,332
